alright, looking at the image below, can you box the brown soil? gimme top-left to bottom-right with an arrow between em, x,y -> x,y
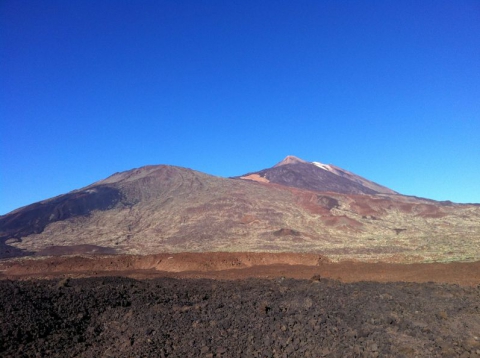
1,252 -> 479,286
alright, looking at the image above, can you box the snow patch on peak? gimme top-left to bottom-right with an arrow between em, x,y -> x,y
312,162 -> 334,172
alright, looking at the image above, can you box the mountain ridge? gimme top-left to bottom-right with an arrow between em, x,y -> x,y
1,157 -> 479,263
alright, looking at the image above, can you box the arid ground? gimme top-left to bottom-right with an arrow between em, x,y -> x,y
1,276 -> 480,358
1,253 -> 480,357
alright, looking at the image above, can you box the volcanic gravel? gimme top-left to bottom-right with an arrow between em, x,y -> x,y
1,277 -> 479,357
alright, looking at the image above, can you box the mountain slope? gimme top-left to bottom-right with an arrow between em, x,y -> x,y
1,160 -> 479,263
237,155 -> 397,195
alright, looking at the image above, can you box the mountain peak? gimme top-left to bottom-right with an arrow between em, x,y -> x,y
274,155 -> 307,167
238,155 -> 398,195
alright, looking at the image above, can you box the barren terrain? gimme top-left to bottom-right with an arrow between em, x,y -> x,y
1,276 -> 480,357
2,164 -> 480,263
2,158 -> 480,357
2,254 -> 480,357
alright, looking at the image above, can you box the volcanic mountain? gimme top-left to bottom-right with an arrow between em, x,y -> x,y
237,155 -> 397,195
1,157 -> 479,263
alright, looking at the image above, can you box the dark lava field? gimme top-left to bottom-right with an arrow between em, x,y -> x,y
1,277 -> 479,357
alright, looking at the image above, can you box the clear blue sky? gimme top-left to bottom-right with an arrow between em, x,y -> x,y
1,0 -> 480,214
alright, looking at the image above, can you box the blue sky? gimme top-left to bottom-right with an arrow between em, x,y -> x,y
1,0 -> 479,214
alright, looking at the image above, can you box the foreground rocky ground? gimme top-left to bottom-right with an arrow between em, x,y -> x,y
1,276 -> 479,357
